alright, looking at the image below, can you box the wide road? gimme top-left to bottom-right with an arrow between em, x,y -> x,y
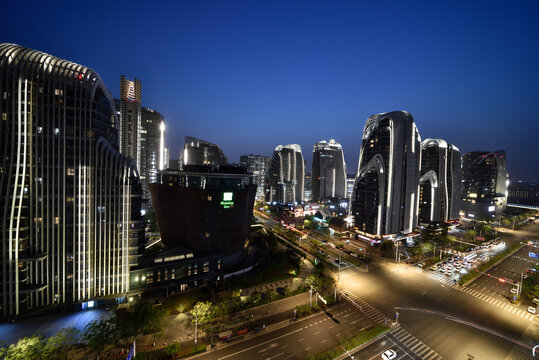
194,303 -> 374,360
257,215 -> 539,359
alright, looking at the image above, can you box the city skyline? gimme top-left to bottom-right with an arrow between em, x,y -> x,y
3,1 -> 538,180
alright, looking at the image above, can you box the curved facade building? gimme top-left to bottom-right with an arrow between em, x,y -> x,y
150,165 -> 256,264
0,44 -> 141,318
266,144 -> 305,204
461,151 -> 508,219
312,139 -> 346,202
350,111 -> 421,237
418,139 -> 461,224
181,136 -> 228,167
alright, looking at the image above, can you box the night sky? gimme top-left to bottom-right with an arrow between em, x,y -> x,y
2,1 -> 538,180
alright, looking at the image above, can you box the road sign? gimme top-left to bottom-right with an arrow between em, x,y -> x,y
529,252 -> 539,259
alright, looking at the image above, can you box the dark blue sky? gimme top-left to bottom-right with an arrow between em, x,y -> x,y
3,1 -> 539,180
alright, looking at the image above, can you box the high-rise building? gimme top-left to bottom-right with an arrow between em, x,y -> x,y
0,44 -> 142,318
117,75 -> 142,171
266,144 -> 305,204
461,151 -> 508,219
150,164 -> 256,264
181,136 -> 228,167
140,107 -> 164,202
346,174 -> 355,199
350,111 -> 421,237
508,181 -> 539,207
312,139 -> 347,202
240,154 -> 271,200
418,139 -> 461,224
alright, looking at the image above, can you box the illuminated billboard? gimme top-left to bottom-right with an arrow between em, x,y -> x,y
221,192 -> 234,208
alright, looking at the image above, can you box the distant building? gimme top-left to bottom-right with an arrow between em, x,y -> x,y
117,75 -> 142,171
0,44 -> 142,318
168,158 -> 180,170
350,111 -> 421,238
312,139 -> 347,202
346,174 -> 355,199
240,154 -> 271,200
418,139 -> 461,224
508,181 -> 539,206
266,144 -> 305,204
181,136 -> 228,167
140,107 -> 165,202
461,151 -> 508,219
304,173 -> 312,201
150,165 -> 256,264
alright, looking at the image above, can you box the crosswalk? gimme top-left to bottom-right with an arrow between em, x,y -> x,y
409,266 -> 457,287
460,286 -> 536,321
340,289 -> 388,324
505,343 -> 533,360
389,327 -> 444,360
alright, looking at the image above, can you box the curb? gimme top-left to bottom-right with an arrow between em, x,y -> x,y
184,303 -> 346,359
334,327 -> 392,360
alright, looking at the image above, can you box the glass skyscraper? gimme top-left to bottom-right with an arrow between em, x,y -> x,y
266,144 -> 305,204
0,44 -> 142,318
311,139 -> 346,202
350,111 -> 421,237
461,150 -> 508,219
418,139 -> 461,224
181,136 -> 228,167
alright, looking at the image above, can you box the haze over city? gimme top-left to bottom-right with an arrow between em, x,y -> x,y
3,0 -> 538,179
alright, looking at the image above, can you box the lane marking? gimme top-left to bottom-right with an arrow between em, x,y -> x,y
217,328 -> 303,360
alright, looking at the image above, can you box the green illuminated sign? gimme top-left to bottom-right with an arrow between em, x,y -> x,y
220,192 -> 234,208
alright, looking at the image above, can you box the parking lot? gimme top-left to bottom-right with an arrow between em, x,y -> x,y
427,240 -> 506,283
466,243 -> 539,309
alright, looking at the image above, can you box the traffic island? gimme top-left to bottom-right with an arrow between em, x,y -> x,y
306,324 -> 390,360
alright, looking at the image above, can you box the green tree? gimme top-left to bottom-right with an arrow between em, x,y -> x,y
44,327 -> 80,360
164,342 -> 182,357
191,301 -> 214,324
2,335 -> 45,360
83,318 -> 117,356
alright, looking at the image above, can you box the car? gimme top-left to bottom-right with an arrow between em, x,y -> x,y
528,306 -> 537,314
533,298 -> 539,306
350,252 -> 358,258
430,266 -> 437,271
510,288 -> 518,295
382,349 -> 397,360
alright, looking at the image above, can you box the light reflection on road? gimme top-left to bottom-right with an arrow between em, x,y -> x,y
0,309 -> 110,344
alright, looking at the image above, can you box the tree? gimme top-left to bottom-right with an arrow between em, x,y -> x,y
2,335 -> 45,360
191,301 -> 214,324
83,318 -> 117,356
44,327 -> 80,360
380,240 -> 393,252
164,342 -> 182,358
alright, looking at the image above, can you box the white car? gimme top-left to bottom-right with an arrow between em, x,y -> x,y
382,349 -> 397,360
510,288 -> 518,295
528,306 -> 537,314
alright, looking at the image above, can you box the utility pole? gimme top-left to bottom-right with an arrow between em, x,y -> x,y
310,285 -> 313,308
395,241 -> 399,263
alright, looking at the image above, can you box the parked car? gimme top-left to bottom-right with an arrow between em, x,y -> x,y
528,306 -> 537,314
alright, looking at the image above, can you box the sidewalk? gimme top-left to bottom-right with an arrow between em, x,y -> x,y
240,259 -> 313,296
